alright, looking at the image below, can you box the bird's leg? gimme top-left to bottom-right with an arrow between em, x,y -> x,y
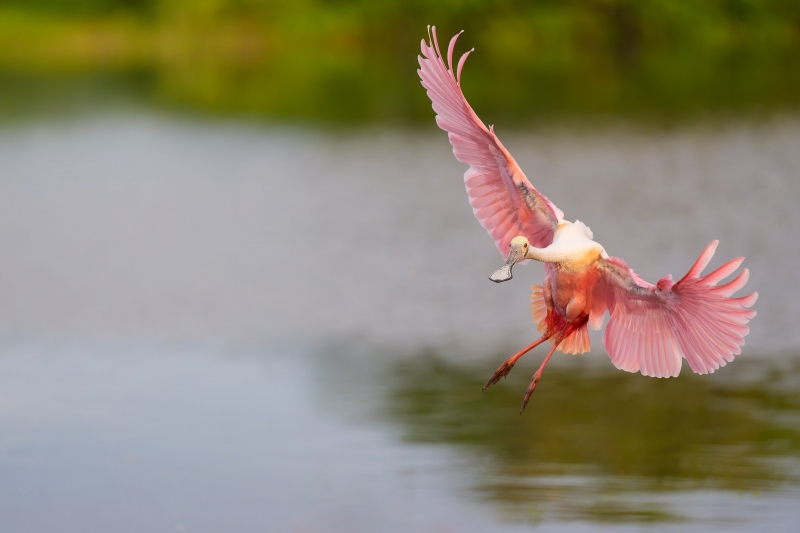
519,332 -> 564,413
483,334 -> 551,391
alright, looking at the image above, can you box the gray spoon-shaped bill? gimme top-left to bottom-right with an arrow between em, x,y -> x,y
488,243 -> 526,283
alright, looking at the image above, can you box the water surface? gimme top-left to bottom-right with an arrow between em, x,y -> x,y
0,115 -> 797,531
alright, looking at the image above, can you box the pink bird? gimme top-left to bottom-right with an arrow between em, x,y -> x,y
417,27 -> 758,412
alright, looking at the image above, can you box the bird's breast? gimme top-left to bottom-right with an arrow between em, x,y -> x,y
549,266 -> 602,321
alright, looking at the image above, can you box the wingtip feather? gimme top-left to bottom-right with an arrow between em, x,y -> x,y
683,240 -> 719,280
446,30 -> 464,73
456,49 -> 473,83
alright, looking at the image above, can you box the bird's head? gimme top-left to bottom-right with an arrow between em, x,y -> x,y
488,236 -> 529,283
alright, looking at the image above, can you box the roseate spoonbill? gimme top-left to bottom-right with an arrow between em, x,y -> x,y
417,27 -> 757,412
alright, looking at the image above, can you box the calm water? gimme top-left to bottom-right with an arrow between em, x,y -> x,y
0,114 -> 798,531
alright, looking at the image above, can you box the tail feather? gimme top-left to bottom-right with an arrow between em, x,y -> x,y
530,284 -> 548,334
559,325 -> 590,355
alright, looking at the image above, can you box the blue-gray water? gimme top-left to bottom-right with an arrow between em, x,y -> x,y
0,115 -> 798,531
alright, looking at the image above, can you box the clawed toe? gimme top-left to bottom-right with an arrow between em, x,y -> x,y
482,361 -> 515,390
519,373 -> 541,413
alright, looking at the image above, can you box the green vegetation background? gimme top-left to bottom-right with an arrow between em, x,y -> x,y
1,0 -> 799,124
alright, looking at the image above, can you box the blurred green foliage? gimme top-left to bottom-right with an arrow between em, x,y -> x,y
0,0 -> 799,124
385,352 -> 800,523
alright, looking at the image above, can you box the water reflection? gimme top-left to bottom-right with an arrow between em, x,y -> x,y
384,351 -> 800,523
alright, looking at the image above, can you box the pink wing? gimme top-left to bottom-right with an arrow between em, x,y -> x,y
418,27 -> 562,254
595,241 -> 758,378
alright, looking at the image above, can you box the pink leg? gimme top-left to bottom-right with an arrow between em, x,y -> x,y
519,335 -> 563,413
483,334 -> 551,391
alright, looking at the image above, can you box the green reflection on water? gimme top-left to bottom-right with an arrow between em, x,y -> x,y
385,351 -> 800,523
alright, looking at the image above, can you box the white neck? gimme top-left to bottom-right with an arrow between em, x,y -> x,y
525,246 -> 570,263
524,221 -> 605,269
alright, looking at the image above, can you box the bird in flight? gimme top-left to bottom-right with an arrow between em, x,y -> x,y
417,27 -> 757,412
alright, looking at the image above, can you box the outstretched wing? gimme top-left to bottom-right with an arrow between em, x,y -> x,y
593,241 -> 757,378
418,27 -> 562,255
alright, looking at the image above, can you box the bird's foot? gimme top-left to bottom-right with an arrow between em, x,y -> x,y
482,359 -> 517,390
519,372 -> 542,413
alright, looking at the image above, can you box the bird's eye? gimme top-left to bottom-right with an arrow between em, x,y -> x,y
523,243 -> 528,248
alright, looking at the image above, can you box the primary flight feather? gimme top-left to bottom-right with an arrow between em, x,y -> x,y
417,27 -> 757,412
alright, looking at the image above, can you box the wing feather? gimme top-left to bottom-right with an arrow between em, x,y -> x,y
596,241 -> 757,378
418,27 -> 562,254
